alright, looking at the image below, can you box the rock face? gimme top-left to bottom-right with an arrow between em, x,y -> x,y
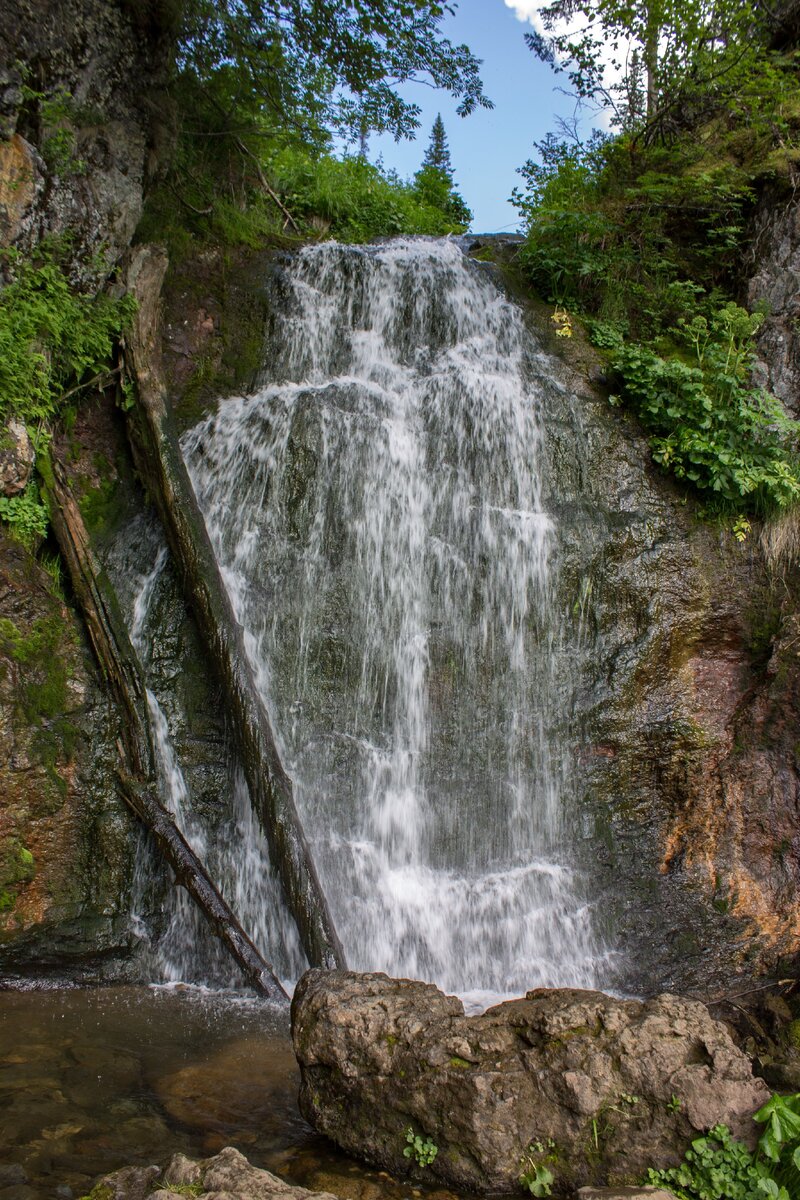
96,1147 -> 340,1200
747,182 -> 800,415
522,302 -> 800,996
0,0 -> 174,278
0,526 -> 134,975
292,970 -> 770,1194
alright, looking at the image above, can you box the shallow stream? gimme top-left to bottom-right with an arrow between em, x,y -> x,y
0,985 -> 467,1200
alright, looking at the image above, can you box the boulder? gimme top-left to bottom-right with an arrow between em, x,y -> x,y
94,1147 -> 340,1200
291,970 -> 770,1195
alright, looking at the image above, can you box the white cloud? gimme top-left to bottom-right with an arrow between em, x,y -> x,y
503,1 -> 541,24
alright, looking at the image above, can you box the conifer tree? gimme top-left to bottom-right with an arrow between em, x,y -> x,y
422,114 -> 453,178
414,114 -> 472,230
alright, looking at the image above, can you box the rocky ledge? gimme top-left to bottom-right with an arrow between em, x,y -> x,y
291,971 -> 769,1195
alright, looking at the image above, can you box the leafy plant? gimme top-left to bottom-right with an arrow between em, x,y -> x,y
0,483 -> 48,547
519,1140 -> 557,1197
0,242 -> 135,427
519,1162 -> 554,1197
609,310 -> 800,513
645,1093 -> 800,1200
403,1127 -> 438,1168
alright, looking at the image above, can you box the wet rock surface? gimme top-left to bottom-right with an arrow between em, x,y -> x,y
748,182 -> 800,416
522,303 -> 800,994
292,970 -> 769,1194
154,1036 -> 300,1135
0,527 -> 133,974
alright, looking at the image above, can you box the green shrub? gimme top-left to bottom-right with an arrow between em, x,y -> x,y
269,147 -> 470,241
0,242 -> 135,427
608,304 -> 800,513
0,484 -> 49,548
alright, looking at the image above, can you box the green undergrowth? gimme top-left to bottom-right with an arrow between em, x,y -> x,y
0,839 -> 35,915
0,614 -> 78,797
0,241 -> 135,427
606,305 -> 800,513
138,143 -> 471,260
0,239 -> 135,545
646,1093 -> 800,1200
513,62 -> 800,519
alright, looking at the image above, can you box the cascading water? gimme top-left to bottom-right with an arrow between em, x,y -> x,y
182,237 -> 612,1000
123,528 -> 304,985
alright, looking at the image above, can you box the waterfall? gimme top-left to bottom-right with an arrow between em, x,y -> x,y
180,237 -> 611,1001
125,532 -> 304,986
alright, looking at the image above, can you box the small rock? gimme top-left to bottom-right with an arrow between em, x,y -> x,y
100,1149 -> 342,1200
0,1172 -> 27,1189
0,419 -> 35,497
96,1165 -> 162,1200
577,1190 -> 678,1200
162,1154 -> 203,1188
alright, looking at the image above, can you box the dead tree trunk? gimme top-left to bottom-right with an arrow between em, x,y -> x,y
43,454 -> 288,1002
123,245 -> 345,972
119,776 -> 288,1001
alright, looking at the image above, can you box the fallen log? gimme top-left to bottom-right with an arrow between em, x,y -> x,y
42,452 -> 288,1002
44,453 -> 152,777
119,776 -> 288,1002
123,244 -> 345,972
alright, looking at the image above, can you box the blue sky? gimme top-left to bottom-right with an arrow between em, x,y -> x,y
371,0 -> 584,233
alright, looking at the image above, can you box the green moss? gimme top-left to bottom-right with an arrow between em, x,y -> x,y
746,598 -> 782,664
78,1186 -> 113,1200
0,614 -> 77,788
79,473 -> 123,538
0,839 -> 36,915
787,1019 -> 800,1049
449,1056 -> 472,1068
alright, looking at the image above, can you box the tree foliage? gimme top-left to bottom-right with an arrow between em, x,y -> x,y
527,0 -> 775,139
177,0 -> 491,142
513,0 -> 800,518
412,113 -> 472,228
139,1 -> 485,248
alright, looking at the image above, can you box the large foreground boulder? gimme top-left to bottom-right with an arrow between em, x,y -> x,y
292,971 -> 770,1194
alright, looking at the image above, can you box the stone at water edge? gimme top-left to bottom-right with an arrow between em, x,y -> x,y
291,970 -> 770,1195
577,1191 -> 678,1200
90,1147 -> 341,1200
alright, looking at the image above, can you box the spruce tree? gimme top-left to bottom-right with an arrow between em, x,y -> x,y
422,114 -> 453,178
414,114 -> 471,230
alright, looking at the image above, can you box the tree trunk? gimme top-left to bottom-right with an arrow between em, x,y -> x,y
119,776 -> 288,1002
123,244 -> 346,972
644,0 -> 661,120
43,453 -> 288,1002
